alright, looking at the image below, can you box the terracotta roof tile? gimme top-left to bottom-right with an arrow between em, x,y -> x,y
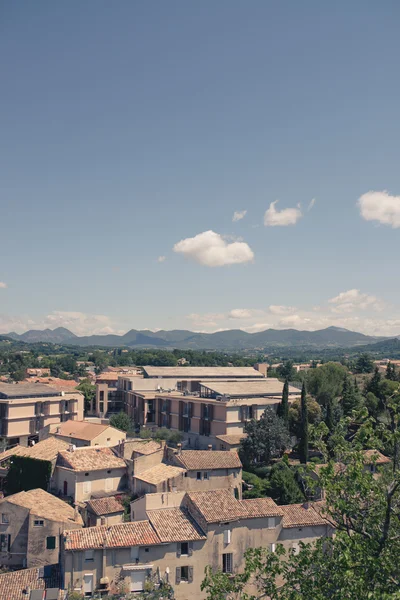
280,503 -> 329,528
64,521 -> 160,550
147,507 -> 206,542
363,449 -> 391,465
215,434 -> 247,445
123,439 -> 163,457
57,447 -> 126,471
86,496 -> 124,516
240,498 -> 283,518
0,564 -> 61,600
51,420 -> 114,441
0,438 -> 69,464
134,463 -> 186,485
1,488 -> 83,525
185,489 -> 248,523
174,450 -> 242,470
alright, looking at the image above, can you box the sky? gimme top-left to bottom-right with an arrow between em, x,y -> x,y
1,1 -> 400,337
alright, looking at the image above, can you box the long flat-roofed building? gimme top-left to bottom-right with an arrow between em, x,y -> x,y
0,383 -> 84,448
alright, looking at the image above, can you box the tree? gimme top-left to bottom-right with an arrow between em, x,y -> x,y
277,380 -> 290,425
307,362 -> 348,406
288,397 -> 321,437
386,362 -> 397,381
354,353 -> 374,374
278,361 -> 295,381
109,412 -> 132,432
298,382 -> 308,464
239,409 -> 290,469
77,378 -> 95,413
341,376 -> 361,416
202,410 -> 400,600
365,366 -> 382,399
268,462 -> 304,505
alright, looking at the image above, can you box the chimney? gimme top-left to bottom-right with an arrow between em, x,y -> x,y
302,501 -> 310,510
74,504 -> 81,523
100,516 -> 106,526
208,444 -> 213,451
68,444 -> 76,453
177,443 -> 182,456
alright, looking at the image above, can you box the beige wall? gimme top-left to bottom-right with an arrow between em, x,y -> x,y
55,466 -> 127,502
86,511 -> 124,527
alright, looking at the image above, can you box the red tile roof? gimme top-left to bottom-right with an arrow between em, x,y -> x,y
57,447 -> 126,471
86,496 -> 124,516
0,564 -> 61,600
185,489 -> 249,523
240,497 -> 283,518
64,521 -> 160,550
174,450 -> 242,470
363,449 -> 391,465
280,503 -> 329,528
147,507 -> 206,542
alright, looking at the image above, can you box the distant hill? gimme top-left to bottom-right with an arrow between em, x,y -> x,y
3,325 -> 390,350
347,337 -> 400,358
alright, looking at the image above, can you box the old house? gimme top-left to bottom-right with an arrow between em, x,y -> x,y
84,497 -> 125,527
42,420 -> 126,448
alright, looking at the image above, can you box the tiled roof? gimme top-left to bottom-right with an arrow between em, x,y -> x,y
123,439 -> 163,457
240,498 -> 284,518
51,420 -> 114,441
64,521 -> 160,550
1,488 -> 83,525
143,366 -> 264,378
86,496 -> 124,516
147,507 -> 206,542
96,373 -> 120,382
25,377 -> 79,391
57,447 -> 126,471
363,449 -> 391,464
280,503 -> 329,528
185,489 -> 249,523
0,564 -> 61,600
0,437 -> 69,464
215,434 -> 247,445
134,463 -> 186,485
0,383 -> 61,398
174,450 -> 242,470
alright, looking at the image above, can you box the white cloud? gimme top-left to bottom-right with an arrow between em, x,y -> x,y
157,256 -> 166,263
242,322 -> 271,333
0,311 -> 124,336
279,314 -> 312,327
228,308 -> 259,319
173,230 -> 254,267
232,210 -> 247,222
264,201 -> 302,227
0,282 -> 7,289
269,305 -> 297,315
329,289 -> 383,313
308,198 -> 316,211
358,190 -> 400,228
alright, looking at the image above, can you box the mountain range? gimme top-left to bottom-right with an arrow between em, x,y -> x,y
4,326 -> 393,350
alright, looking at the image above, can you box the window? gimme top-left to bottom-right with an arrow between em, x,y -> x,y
46,536 -> 56,550
184,472 -> 188,478
85,550 -> 94,562
267,517 -> 275,529
83,481 -> 91,494
144,547 -> 149,553
203,472 -> 209,480
180,542 -> 189,556
196,472 -> 202,480
0,534 -> 10,552
130,546 -> 139,561
1,514 -> 9,524
222,553 -> 233,574
33,519 -> 44,527
180,566 -> 189,582
107,470 -> 112,474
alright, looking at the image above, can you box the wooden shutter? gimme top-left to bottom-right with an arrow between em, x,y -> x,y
188,542 -> 193,556
208,404 -> 214,420
188,566 -> 194,583
176,543 -> 181,558
188,402 -> 194,418
157,399 -> 162,427
175,567 -> 181,584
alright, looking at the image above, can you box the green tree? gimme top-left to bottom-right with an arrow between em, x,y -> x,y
340,376 -> 361,416
298,382 -> 309,464
288,396 -> 321,437
354,353 -> 374,374
365,366 -> 382,399
386,362 -> 397,381
307,362 -> 348,406
277,380 -> 289,425
239,409 -> 290,469
109,412 -> 132,432
77,378 -> 95,413
268,462 -> 304,505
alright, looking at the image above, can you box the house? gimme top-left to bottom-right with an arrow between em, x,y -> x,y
84,496 -> 125,527
362,449 -> 391,473
0,564 -> 61,600
0,383 -> 84,448
42,420 -> 126,447
0,488 -> 83,568
25,368 -> 51,378
0,436 -> 69,491
215,433 -> 246,451
62,489 -> 332,599
54,446 -> 127,501
130,378 -> 300,449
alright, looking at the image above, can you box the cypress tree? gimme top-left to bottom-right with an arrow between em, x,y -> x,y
326,398 -> 334,431
278,379 -> 289,425
298,381 -> 309,464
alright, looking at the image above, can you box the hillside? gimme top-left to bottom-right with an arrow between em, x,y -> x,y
4,326 -> 389,350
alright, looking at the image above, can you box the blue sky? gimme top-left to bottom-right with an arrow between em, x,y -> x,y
1,1 -> 400,336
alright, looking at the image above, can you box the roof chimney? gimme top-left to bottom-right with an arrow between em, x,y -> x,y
177,443 -> 182,456
208,444 -> 213,451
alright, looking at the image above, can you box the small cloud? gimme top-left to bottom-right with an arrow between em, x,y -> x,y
279,314 -> 311,327
264,201 -> 302,227
308,198 -> 316,211
329,289 -> 383,313
0,282 -> 7,289
232,210 -> 247,222
358,190 -> 400,228
269,305 -> 297,315
157,256 -> 166,263
229,309 -> 256,319
173,230 -> 254,267
243,322 -> 271,333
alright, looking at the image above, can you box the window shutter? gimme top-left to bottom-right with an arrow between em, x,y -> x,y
179,401 -> 184,431
188,566 -> 194,583
208,404 -> 214,421
223,529 -> 231,545
270,543 -> 276,553
189,402 -> 194,418
252,405 -> 258,419
188,542 -> 193,556
176,543 -> 181,558
175,567 -> 181,584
